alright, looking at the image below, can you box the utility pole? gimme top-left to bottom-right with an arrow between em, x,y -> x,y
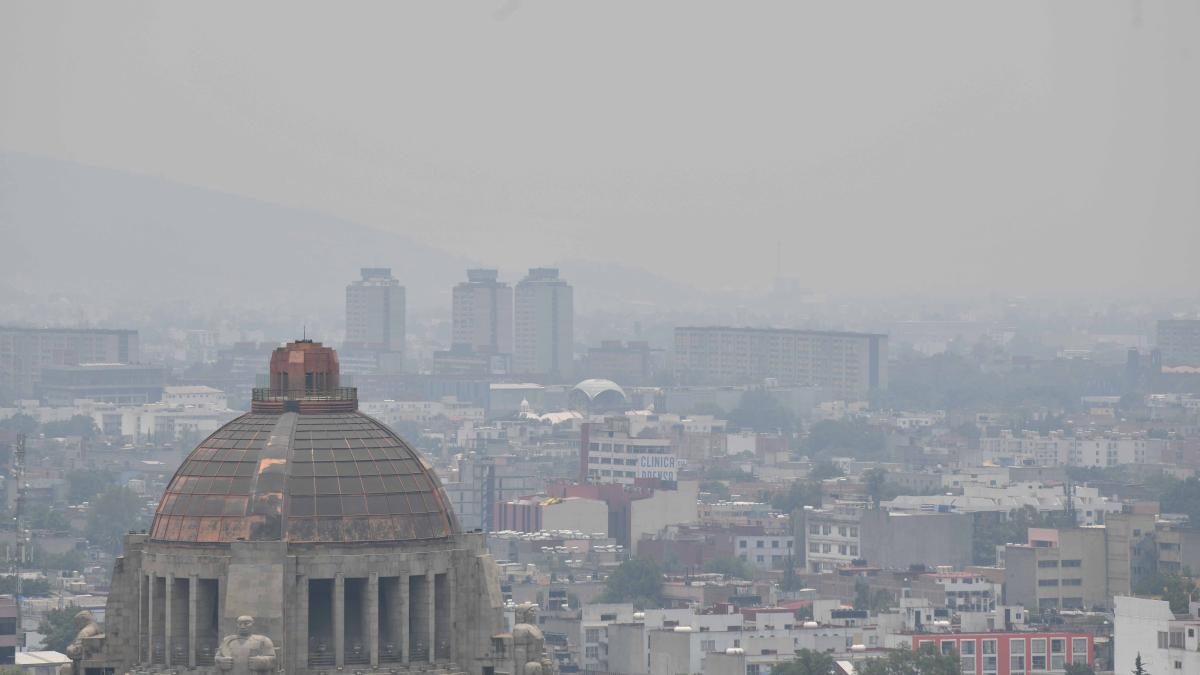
12,434 -> 27,650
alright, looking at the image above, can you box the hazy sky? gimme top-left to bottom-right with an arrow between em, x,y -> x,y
2,1 -> 1197,296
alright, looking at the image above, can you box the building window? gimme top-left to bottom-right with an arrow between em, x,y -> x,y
757,540 -> 765,548
1072,637 -> 1089,664
810,543 -> 819,553
1031,638 -> 1046,670
1061,559 -> 1082,567
585,629 -> 601,643
1051,639 -> 1065,670
940,640 -> 956,655
1038,579 -> 1059,587
1010,638 -> 1025,674
960,639 -> 975,674
982,639 -> 997,674
1037,560 -> 1059,568
740,540 -> 747,548
772,540 -> 780,548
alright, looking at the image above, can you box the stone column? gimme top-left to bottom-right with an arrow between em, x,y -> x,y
334,573 -> 345,667
426,572 -> 436,663
147,574 -> 156,664
443,572 -> 453,660
164,573 -> 174,666
217,575 -> 226,640
296,574 -> 309,670
368,573 -> 380,666
188,575 -> 198,668
400,574 -> 410,664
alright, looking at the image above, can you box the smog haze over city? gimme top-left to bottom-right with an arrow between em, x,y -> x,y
1,3 -> 1199,675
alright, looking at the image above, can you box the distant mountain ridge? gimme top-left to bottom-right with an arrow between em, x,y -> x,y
0,154 -> 711,317
0,153 -> 474,313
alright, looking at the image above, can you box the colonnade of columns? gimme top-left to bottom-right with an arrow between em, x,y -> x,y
142,574 -> 220,668
139,570 -> 452,671
299,571 -> 452,669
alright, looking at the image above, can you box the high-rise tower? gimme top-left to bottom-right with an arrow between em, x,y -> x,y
451,269 -> 513,357
513,267 -> 573,380
345,267 -> 405,372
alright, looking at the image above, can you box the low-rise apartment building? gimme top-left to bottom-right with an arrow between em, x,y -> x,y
906,630 -> 1092,675
1115,595 -> 1200,675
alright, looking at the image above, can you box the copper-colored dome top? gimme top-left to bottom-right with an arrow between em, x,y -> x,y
150,409 -> 458,544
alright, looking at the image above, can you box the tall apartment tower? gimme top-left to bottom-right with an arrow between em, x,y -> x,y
344,267 -> 405,372
451,269 -> 513,356
1157,319 -> 1200,368
514,267 -> 573,380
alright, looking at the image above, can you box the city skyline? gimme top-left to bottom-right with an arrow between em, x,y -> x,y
3,3 -> 1199,300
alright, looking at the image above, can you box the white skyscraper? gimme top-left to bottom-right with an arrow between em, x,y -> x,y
513,267 -> 573,380
345,267 -> 405,372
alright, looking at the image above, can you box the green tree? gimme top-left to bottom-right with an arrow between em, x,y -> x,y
803,420 -> 886,459
1134,571 -> 1197,614
809,459 -> 844,480
1160,477 -> 1200,526
28,506 -> 70,531
0,575 -> 51,595
863,467 -> 888,508
699,480 -> 731,503
972,506 -> 1074,566
702,556 -> 755,580
42,415 -> 98,438
769,649 -> 835,675
771,480 -> 822,513
1064,663 -> 1096,675
689,402 -> 727,417
0,413 -> 38,435
67,468 -> 116,503
37,604 -> 80,652
34,547 -> 87,575
599,558 -> 664,608
728,389 -> 795,435
87,486 -> 147,553
856,645 -> 960,675
1132,652 -> 1148,675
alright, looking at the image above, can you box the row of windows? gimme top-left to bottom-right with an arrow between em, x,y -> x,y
739,539 -> 793,549
808,524 -> 859,537
809,543 -> 858,556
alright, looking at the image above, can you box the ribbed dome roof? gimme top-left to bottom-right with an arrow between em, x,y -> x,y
149,411 -> 458,544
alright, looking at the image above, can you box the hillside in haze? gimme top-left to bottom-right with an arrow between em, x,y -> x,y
0,153 -> 479,314
0,154 -> 715,323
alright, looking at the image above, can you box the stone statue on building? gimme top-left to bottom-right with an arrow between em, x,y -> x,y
510,604 -> 555,675
215,616 -> 277,675
65,610 -> 104,661
62,610 -> 104,675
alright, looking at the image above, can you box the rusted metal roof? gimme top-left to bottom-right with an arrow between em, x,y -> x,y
149,411 -> 458,543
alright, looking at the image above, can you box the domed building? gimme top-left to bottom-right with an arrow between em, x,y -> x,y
567,378 -> 627,413
85,341 -> 524,675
